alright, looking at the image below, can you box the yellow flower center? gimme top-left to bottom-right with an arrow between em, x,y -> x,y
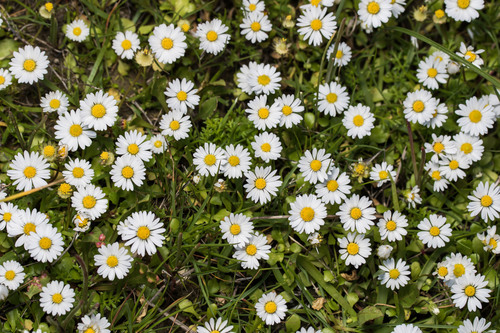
310,19 -> 322,31
39,237 -> 52,249
412,101 -> 424,112
100,152 -> 109,161
121,40 -> 132,50
82,195 -> 96,209
230,224 -> 241,235
257,74 -> 271,86
255,178 -> 266,189
181,23 -> 190,32
355,164 -> 366,174
468,110 -> 482,123
73,27 -> 82,36
431,170 -> 441,180
465,50 -> 476,62
24,223 -> 36,235
137,226 -> 150,239
429,226 -> 441,236
327,180 -> 338,192
300,207 -> 315,222
367,1 -> 380,14
154,140 -> 163,148
438,266 -> 448,277
326,93 -> 337,103
5,270 -> 16,281
353,115 -> 364,127
433,142 -> 444,153
379,170 -> 388,180
464,285 -> 475,296
246,244 -> 257,255
23,59 -> 36,72
258,108 -> 270,119
161,38 -> 173,50
49,99 -> 61,109
347,242 -> 359,255
206,30 -> 218,41
170,120 -> 180,130
264,301 -> 277,313
107,255 -> 119,267
24,166 -> 37,179
52,293 -> 63,304
350,207 -> 362,220
72,167 -> 85,178
121,166 -> 134,179
427,68 -> 438,78
460,143 -> 473,154
228,155 -> 240,166
480,195 -> 493,207
336,50 -> 343,59
43,145 -> 56,158
250,22 -> 261,32
457,0 -> 470,8
489,237 -> 497,249
310,159 -> 322,172
386,220 -> 397,231
177,91 -> 187,101
453,264 -> 465,277
3,213 -> 12,222
0,76 -> 4,85
127,143 -> 139,155
435,9 -> 445,18
45,2 -> 54,12
449,160 -> 459,170
59,183 -> 72,195
84,328 -> 95,333
389,269 -> 400,279
282,105 -> 292,115
76,215 -> 89,228
249,3 -> 257,11
204,154 -> 216,166
311,0 -> 321,5
91,104 -> 106,118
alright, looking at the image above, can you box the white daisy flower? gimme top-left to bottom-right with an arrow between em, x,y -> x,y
164,78 -> 200,114
110,155 -> 146,191
338,194 -> 376,234
297,6 -> 337,46
444,0 -> 484,22
403,89 -> 437,125
7,151 -> 50,192
73,213 -> 91,233
71,184 -> 108,220
148,23 -> 187,64
94,242 -> 133,280
438,154 -> 470,182
404,185 -> 422,208
79,90 -> 119,131
40,281 -> 75,316
236,61 -> 258,94
315,166 -> 352,205
244,166 -> 282,205
424,134 -> 457,163
390,0 -> 407,18
273,94 -> 304,128
342,104 -> 375,139
416,57 -> 449,90
457,317 -> 492,333
451,273 -> 491,311
0,202 -> 19,233
392,324 -> 422,333
448,61 -> 461,74
445,253 -> 476,282
63,158 -> 94,187
240,11 -> 272,43
358,0 -> 392,29
301,0 -> 334,9
0,285 -> 8,301
477,226 -> 498,252
150,134 -> 167,154
0,68 -> 13,90
233,232 -> 271,269
298,148 -> 332,184
160,110 -> 192,140
434,258 -> 452,281
117,211 -> 165,257
77,313 -> 111,333
220,213 -> 254,248
326,41 -> 352,67
455,96 -> 495,136
242,0 -> 266,13
456,42 -> 485,68
489,91 -> 500,117
255,292 -> 287,325
251,132 -> 282,163
424,162 -> 449,192
115,130 -> 153,162
248,63 -> 282,96
317,82 -> 350,117
197,317 -> 234,333
223,144 -> 252,179
0,260 -> 25,290
417,214 -> 452,248
377,244 -> 393,259
195,19 -> 231,55
65,19 -> 90,42
423,101 -> 448,129
9,45 -> 49,84
467,181 -> 500,223
369,162 -> 396,187
54,110 -> 97,152
40,90 -> 69,114
288,194 -> 327,234
379,258 -> 411,290
193,143 -> 227,177
246,95 -> 281,130
112,31 -> 140,60
377,210 -> 408,242
338,232 -> 371,268
25,223 -> 64,263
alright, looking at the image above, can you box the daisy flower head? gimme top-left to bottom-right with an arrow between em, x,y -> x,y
248,63 -> 282,96
164,78 -> 200,114
301,0 -> 334,9
456,42 -> 485,67
65,19 -> 90,42
148,23 -> 187,64
457,317 -> 492,333
246,95 -> 281,130
79,90 -> 119,131
94,242 -> 133,280
9,45 -> 49,84
424,134 -> 457,163
115,130 -> 153,162
112,31 -> 140,60
390,0 -> 407,18
150,134 -> 167,154
0,260 -> 25,290
73,213 -> 91,232
404,185 -> 422,208
467,181 -> 500,223
7,207 -> 49,248
195,19 -> 231,55
403,89 -> 437,125
288,194 -> 327,234
338,232 -> 371,268
451,273 -> 491,311
160,110 -> 192,140
378,210 -> 408,242
455,96 -> 495,136
317,82 -> 350,117
193,143 -> 227,177
117,211 -> 165,256
343,104 -> 375,139
377,244 -> 393,259
297,6 -> 337,46
423,100 -> 448,129
434,257 -> 452,281
358,0 -> 392,30
315,166 -> 352,205
424,162 -> 449,192
379,258 -> 411,290
489,91 -> 500,117
25,223 -> 64,263
244,166 -> 282,205
438,153 -> 470,182
77,313 -> 111,333
416,57 -> 449,90
0,202 -> 19,232
242,0 -> 266,13
326,41 -> 352,67
71,184 -> 108,220
391,324 -> 422,333
240,11 -> 272,43
110,155 -> 146,191
0,68 -> 13,90
233,232 -> 271,269
338,194 -> 376,234
480,227 -> 500,254
7,151 -> 50,192
298,148 -> 332,184
220,213 -> 254,247
444,0 -> 484,22
251,132 -> 283,162
197,317 -> 234,333
223,144 -> 252,179
445,253 -> 476,282
369,162 -> 396,187
40,281 -> 75,316
255,292 -> 287,325
236,61 -> 258,94
417,214 -> 452,248
40,90 -> 69,114
63,158 -> 94,187
54,110 -> 97,152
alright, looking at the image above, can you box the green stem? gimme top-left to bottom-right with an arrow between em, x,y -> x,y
406,120 -> 420,187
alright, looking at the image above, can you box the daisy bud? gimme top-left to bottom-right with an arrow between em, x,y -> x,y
57,183 -> 73,199
41,144 -> 57,162
377,244 -> 393,259
96,242 -> 103,248
99,234 -> 106,242
413,5 -> 428,21
283,15 -> 295,29
447,61 -> 461,74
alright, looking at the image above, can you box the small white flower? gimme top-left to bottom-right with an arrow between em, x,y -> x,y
255,292 -> 287,325
240,11 -> 272,43
343,104 -> 375,139
25,223 -> 64,263
298,148 -> 332,184
112,31 -> 141,60
110,155 -> 146,191
248,64 -> 282,96
451,273 -> 491,311
338,194 -> 376,234
424,134 -> 456,163
7,207 -> 49,249
150,134 -> 167,154
391,324 -> 422,333
403,89 -> 437,125
79,90 -> 119,131
148,23 -> 187,64
244,166 -> 282,205
0,202 -> 19,233
297,6 -> 337,46
318,82 -> 350,116
0,260 -> 25,290
9,45 -> 49,84
423,101 -> 448,129
445,253 -> 476,282
115,130 -> 153,163
455,96 -> 495,136
164,78 -> 200,114
246,95 -> 281,130
457,317 -> 493,333
220,213 -> 254,248
424,162 -> 449,192
94,242 -> 133,280
160,110 -> 192,140
251,132 -> 283,162
117,211 -> 166,257
454,132 -> 483,163
416,57 -> 449,90
273,94 -> 304,128
390,0 -> 407,18
242,0 -> 266,13
315,166 -> 352,205
65,19 -> 90,42
63,158 -> 94,187
39,281 -> 75,316
438,154 -> 470,182
404,186 -> 422,208
444,0 -> 484,22
194,19 -> 231,55
193,143 -> 227,177
233,233 -> 271,269
77,313 -> 111,333
358,0 -> 392,29
377,244 -> 393,259
54,110 -> 97,152
467,181 -> 500,223
236,62 -> 258,94
71,184 -> 108,220
379,258 -> 411,290
456,42 -> 485,67
288,194 -> 327,234
197,317 -> 234,333
7,151 -> 51,192
40,90 -> 70,114
326,41 -> 352,67
339,232 -> 371,268
369,162 -> 396,187
223,144 -> 252,179
0,68 -> 13,90
417,214 -> 452,248
377,211 -> 408,242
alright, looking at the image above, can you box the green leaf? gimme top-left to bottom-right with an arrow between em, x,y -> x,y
358,306 -> 384,325
285,314 -> 301,332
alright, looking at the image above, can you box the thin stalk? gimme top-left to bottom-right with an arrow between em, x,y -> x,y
406,120 -> 420,187
0,178 -> 65,203
61,254 -> 88,329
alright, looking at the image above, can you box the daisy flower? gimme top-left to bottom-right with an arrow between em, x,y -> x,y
244,166 -> 282,205
424,134 -> 456,163
377,244 -> 393,259
404,185 -> 422,208
65,19 -> 90,42
455,96 -> 495,136
296,328 -> 323,333
467,181 -> 500,222
117,211 -> 165,257
454,133 -> 483,163
54,110 -> 97,152
71,184 -> 108,220
416,57 -> 449,90
150,134 -> 167,154
164,78 -> 200,114
242,0 -> 266,13
195,19 -> 230,55
233,233 -> 271,269
272,94 -> 304,128
457,317 -> 492,333
25,223 -> 64,263
197,317 -> 234,333
193,143 -> 227,177
445,253 -> 476,282
80,90 -> 119,131
424,162 -> 449,192
112,31 -> 140,60
223,144 -> 252,179
240,11 -> 272,43
9,45 -> 49,84
115,130 -> 153,162
444,0 -> 484,22
251,132 -> 283,162
0,202 -> 19,233
288,194 -> 327,234
403,89 -> 437,125
236,62 -> 258,94
255,292 -> 287,325
248,63 -> 282,96
298,148 -> 332,184
94,242 -> 133,280
110,155 -> 146,191
297,6 -> 337,46
246,95 -> 281,130
378,210 -> 408,242
63,158 -> 94,187
40,281 -> 75,316
338,194 -> 376,234
434,258 -> 452,281
438,154 -> 470,182
0,285 -> 8,301
148,23 -> 187,64
40,90 -> 69,114
220,213 -> 254,247
160,110 -> 192,140
338,232 -> 371,268
77,313 -> 111,333
0,68 -> 13,90
423,101 -> 448,129
390,0 -> 407,18
73,213 -> 91,233
315,166 -> 352,204
451,273 -> 491,311
391,324 -> 422,333
456,42 -> 485,67
326,41 -> 352,67
0,260 -> 25,290
343,104 -> 375,139
301,0 -> 334,9
379,258 -> 411,290
417,214 -> 452,248
358,0 -> 392,29
7,151 -> 50,192
369,162 -> 396,187
317,82 -> 350,117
